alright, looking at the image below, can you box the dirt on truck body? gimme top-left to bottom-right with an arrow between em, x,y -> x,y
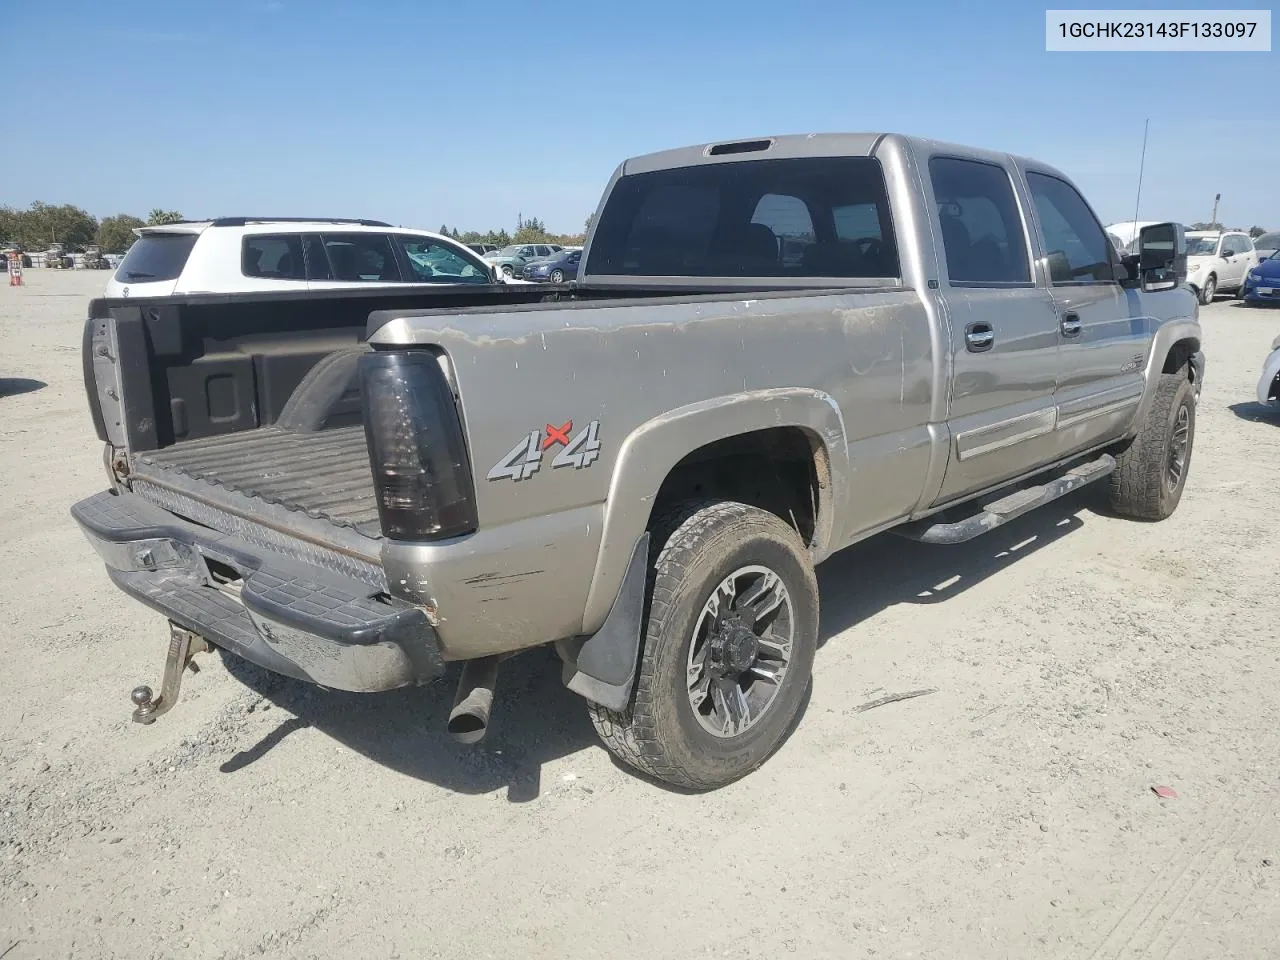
74,132 -> 1203,789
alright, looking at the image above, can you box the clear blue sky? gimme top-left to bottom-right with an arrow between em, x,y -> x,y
2,0 -> 1276,234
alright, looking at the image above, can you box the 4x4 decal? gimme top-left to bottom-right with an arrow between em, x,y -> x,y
487,420 -> 602,482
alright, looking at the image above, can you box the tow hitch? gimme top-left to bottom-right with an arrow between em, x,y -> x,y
130,622 -> 208,724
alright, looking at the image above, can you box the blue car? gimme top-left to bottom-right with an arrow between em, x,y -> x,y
522,248 -> 581,283
1242,251 -> 1280,306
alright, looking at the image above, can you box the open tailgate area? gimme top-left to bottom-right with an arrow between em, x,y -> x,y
131,424 -> 380,536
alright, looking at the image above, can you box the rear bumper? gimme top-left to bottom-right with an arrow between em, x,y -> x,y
72,490 -> 444,692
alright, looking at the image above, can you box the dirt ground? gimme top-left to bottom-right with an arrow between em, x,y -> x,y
2,269 -> 1279,959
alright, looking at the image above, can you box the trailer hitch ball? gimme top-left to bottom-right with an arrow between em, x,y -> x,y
129,623 -> 208,725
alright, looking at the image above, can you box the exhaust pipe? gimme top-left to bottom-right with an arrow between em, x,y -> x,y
447,655 -> 501,745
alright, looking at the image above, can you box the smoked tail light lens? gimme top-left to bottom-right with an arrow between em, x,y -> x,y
359,350 -> 477,541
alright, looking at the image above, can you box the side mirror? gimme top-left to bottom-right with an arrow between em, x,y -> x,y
1137,222 -> 1186,292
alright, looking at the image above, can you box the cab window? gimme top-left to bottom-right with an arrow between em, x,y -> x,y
1026,172 -> 1114,283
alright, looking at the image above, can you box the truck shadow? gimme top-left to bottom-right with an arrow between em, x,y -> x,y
815,489 -> 1092,643
218,488 -> 1097,799
219,644 -> 596,803
0,377 -> 47,397
1228,401 -> 1280,424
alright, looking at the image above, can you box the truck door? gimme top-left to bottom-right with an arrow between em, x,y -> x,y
1023,170 -> 1149,457
928,156 -> 1062,504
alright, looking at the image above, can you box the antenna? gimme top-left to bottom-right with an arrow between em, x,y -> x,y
1131,118 -> 1149,237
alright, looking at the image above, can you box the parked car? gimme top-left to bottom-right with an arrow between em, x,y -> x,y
522,247 -> 582,282
1183,230 -> 1258,304
466,243 -> 499,256
105,219 -> 516,297
73,133 -> 1202,791
1241,250 -> 1280,305
1256,332 -> 1280,404
484,243 -> 563,278
1253,231 -> 1280,261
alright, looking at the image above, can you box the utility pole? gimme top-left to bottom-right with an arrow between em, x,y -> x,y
1211,193 -> 1221,228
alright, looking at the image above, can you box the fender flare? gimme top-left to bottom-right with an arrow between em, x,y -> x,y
578,387 -> 849,636
1129,318 -> 1203,438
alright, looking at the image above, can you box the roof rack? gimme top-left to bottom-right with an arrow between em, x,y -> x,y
209,217 -> 393,228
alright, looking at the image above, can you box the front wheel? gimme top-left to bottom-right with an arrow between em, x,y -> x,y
550,269 -> 565,283
1198,275 -> 1216,305
588,501 -> 818,790
500,264 -> 513,278
1108,369 -> 1196,520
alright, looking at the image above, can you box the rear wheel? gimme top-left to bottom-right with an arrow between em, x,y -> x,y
1109,368 -> 1196,520
588,501 -> 818,790
1198,275 -> 1216,305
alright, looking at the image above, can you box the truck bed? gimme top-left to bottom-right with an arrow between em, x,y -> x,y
131,425 -> 380,538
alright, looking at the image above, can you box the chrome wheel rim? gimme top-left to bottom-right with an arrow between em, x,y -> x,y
1167,404 -> 1190,490
1203,278 -> 1215,300
551,270 -> 564,283
686,565 -> 793,739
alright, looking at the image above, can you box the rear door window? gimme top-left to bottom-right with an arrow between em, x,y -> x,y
929,158 -> 1031,285
242,234 -> 305,280
114,233 -> 198,283
586,156 -> 900,279
320,233 -> 401,282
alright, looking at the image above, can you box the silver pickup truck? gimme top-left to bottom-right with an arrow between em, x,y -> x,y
73,133 -> 1203,790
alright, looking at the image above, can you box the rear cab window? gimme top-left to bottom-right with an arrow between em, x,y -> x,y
114,233 -> 198,283
585,156 -> 900,280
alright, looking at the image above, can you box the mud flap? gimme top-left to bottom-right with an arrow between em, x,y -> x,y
563,532 -> 649,711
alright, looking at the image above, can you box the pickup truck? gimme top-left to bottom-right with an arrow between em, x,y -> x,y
73,133 -> 1203,790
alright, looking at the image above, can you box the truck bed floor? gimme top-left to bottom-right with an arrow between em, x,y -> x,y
132,425 -> 381,538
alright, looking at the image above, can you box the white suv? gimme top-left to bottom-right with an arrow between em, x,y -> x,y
105,218 -> 515,298
1183,230 -> 1258,305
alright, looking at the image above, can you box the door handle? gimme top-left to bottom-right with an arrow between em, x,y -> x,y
1060,313 -> 1082,338
965,322 -> 994,352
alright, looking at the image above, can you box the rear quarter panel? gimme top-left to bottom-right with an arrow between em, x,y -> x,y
370,290 -> 936,656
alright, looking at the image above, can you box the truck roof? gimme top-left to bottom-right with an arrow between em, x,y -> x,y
618,132 -> 1065,180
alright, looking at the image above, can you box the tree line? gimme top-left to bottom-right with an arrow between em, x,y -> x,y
1,202 -> 593,255
0,203 -> 183,253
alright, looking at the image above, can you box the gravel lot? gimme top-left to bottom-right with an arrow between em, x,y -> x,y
3,270 -> 1279,959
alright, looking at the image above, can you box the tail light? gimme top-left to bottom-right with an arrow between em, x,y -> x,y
359,350 -> 477,541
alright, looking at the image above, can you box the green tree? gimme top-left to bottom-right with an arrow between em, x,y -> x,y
1189,221 -> 1223,231
147,209 -> 184,225
1249,226 -> 1268,239
97,214 -> 146,253
584,213 -> 595,233
513,215 -> 550,243
19,202 -> 97,249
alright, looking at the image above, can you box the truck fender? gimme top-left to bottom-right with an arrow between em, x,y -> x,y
1128,319 -> 1203,440
579,388 -> 849,637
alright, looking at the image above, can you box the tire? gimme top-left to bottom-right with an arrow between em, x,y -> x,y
500,264 -> 513,278
588,501 -> 818,790
1198,275 -> 1216,305
1108,368 -> 1196,520
550,269 -> 565,284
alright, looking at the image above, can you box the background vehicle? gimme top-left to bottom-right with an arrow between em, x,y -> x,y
44,242 -> 72,269
522,247 -> 581,282
1256,332 -> 1280,403
1105,220 -> 1163,255
1184,230 -> 1258,304
484,242 -> 562,277
1242,250 -> 1280,305
466,242 -> 499,255
74,133 -> 1201,791
80,244 -> 110,269
1253,231 -> 1280,260
105,219 -> 514,298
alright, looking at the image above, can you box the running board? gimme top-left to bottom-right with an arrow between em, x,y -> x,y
896,454 -> 1116,545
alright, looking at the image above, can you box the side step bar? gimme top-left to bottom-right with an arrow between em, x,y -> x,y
896,454 -> 1115,545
